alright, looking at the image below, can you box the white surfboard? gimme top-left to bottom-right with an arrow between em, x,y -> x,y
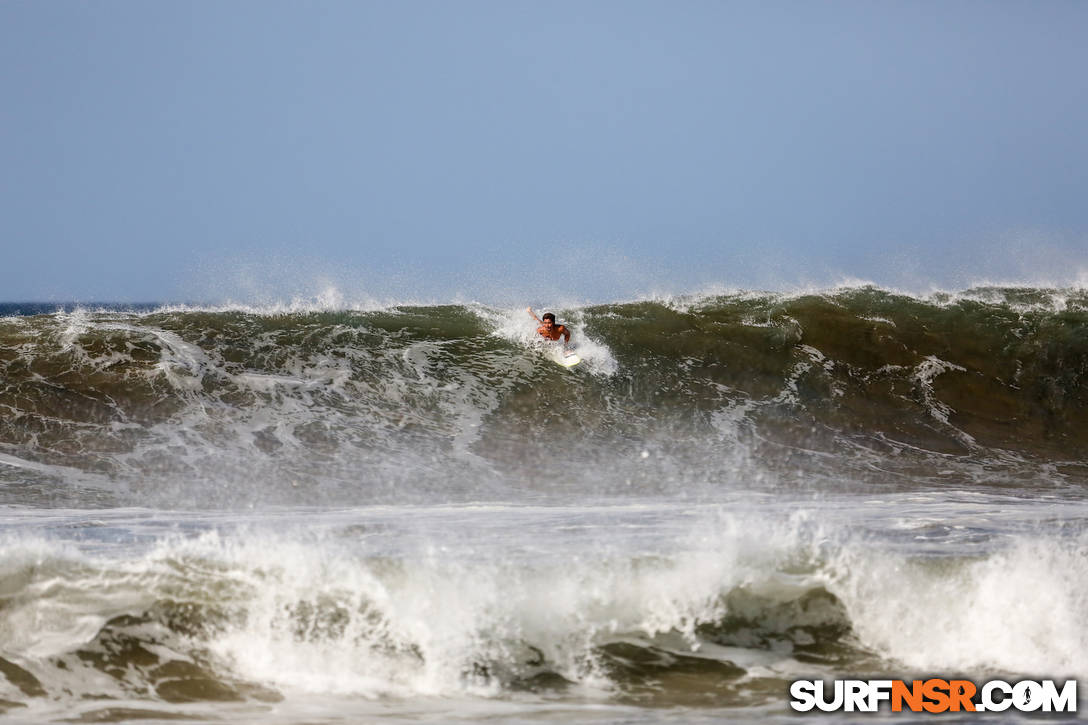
554,350 -> 582,368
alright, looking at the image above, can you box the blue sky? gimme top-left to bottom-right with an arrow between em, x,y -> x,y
2,1 -> 1086,303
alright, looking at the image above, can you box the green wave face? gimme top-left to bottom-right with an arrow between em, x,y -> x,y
0,286 -> 1085,508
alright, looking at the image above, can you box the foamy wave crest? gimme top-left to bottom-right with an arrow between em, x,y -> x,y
836,532 -> 1088,676
0,504 -> 1084,714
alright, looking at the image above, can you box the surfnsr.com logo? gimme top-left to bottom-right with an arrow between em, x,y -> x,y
790,679 -> 1077,713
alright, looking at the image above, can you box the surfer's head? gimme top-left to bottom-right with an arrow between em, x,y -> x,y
542,313 -> 556,325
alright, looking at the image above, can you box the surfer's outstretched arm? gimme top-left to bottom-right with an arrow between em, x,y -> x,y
527,306 -> 541,323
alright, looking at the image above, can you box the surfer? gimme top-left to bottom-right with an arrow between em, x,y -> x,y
527,307 -> 572,350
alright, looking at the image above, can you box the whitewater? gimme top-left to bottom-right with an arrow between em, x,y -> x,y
0,285 -> 1085,723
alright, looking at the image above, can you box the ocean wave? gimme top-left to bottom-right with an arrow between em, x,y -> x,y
0,504 -> 1083,713
0,286 -> 1085,507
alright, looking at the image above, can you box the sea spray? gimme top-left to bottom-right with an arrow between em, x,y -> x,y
0,287 -> 1086,722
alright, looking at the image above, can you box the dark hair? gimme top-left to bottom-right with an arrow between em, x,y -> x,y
542,313 -> 556,323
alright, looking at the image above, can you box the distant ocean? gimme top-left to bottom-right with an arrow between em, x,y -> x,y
0,286 -> 1085,723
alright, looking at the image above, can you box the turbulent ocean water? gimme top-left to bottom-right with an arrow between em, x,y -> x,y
0,286 -> 1086,723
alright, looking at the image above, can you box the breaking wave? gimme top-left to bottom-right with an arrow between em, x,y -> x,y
0,286 -> 1085,507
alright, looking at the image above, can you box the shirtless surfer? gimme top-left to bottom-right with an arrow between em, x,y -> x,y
527,307 -> 571,351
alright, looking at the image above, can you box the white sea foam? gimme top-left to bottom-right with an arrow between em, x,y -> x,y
834,531 -> 1088,676
1,498 -> 1084,710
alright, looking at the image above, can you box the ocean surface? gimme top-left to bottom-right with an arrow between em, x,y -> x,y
0,286 -> 1086,723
